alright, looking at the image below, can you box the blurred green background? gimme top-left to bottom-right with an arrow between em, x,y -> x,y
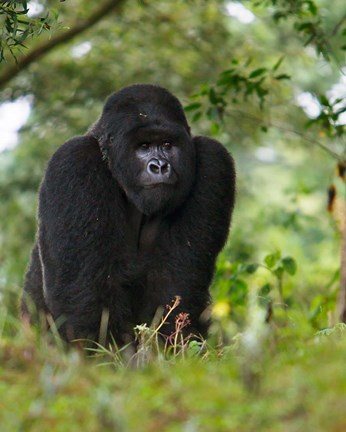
1,1 -> 346,430
1,0 -> 344,324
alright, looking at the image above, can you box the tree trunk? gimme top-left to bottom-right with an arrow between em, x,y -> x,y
337,201 -> 346,322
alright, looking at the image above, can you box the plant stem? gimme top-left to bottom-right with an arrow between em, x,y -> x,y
277,275 -> 284,305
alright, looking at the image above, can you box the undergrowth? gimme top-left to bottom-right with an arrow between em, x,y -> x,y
1,253 -> 346,431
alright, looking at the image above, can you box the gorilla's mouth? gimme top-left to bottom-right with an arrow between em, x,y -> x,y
142,182 -> 175,189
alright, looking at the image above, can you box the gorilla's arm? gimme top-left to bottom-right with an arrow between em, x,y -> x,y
21,242 -> 47,322
34,135 -> 131,340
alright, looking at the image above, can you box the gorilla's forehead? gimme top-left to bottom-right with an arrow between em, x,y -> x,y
105,85 -> 181,111
102,89 -> 191,136
118,100 -> 179,119
129,120 -> 188,140
107,101 -> 175,122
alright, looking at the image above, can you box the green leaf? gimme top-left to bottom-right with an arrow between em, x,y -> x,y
208,88 -> 219,105
245,263 -> 259,274
319,94 -> 330,107
187,340 -> 203,357
264,251 -> 281,268
249,67 -> 267,79
210,121 -> 220,136
207,106 -> 220,121
217,72 -> 235,86
199,83 -> 210,96
264,253 -> 279,268
274,74 -> 290,80
334,98 -> 343,105
192,111 -> 202,123
259,283 -> 272,296
229,278 -> 248,304
184,102 -> 202,112
296,21 -> 314,33
282,256 -> 297,275
272,56 -> 284,72
274,266 -> 284,279
307,1 -> 318,15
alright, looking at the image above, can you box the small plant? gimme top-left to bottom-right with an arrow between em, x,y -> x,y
84,335 -> 131,368
133,296 -> 206,364
214,251 -> 297,324
315,322 -> 346,338
261,251 -> 297,303
86,296 -> 207,368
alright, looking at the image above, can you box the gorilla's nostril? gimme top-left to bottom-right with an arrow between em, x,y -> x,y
148,159 -> 171,176
148,161 -> 160,174
161,162 -> 170,174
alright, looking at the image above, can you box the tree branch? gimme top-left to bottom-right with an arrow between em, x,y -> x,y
0,0 -> 126,88
331,12 -> 346,36
227,108 -> 342,160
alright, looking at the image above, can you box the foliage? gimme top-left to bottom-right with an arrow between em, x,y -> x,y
252,0 -> 346,59
2,294 -> 346,431
185,57 -> 290,134
85,296 -> 207,368
0,0 -> 56,62
306,93 -> 346,138
1,0 -> 346,429
183,0 -> 346,319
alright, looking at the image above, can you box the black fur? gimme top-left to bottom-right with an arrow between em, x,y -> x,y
21,84 -> 236,344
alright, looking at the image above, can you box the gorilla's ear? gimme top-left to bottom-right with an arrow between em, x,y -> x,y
98,133 -> 113,162
88,121 -> 112,162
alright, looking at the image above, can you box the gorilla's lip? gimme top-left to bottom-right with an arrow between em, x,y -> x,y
142,182 -> 175,189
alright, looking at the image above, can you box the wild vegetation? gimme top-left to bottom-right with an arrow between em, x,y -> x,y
1,0 -> 346,430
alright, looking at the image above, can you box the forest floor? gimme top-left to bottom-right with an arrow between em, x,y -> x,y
1,314 -> 346,432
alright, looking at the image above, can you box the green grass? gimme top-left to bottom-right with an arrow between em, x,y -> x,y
1,302 -> 346,432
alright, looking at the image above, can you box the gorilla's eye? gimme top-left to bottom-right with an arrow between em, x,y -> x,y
163,142 -> 172,150
139,143 -> 150,150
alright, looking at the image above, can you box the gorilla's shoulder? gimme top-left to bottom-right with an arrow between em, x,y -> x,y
193,136 -> 235,171
51,135 -> 101,163
46,135 -> 105,175
193,135 -> 230,154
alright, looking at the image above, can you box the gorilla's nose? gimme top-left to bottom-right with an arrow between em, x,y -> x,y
147,158 -> 171,176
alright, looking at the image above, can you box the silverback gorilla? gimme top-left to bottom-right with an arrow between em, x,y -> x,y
21,84 -> 236,344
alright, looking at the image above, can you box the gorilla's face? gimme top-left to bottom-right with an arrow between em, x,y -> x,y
110,120 -> 196,216
94,85 -> 196,216
133,125 -> 181,188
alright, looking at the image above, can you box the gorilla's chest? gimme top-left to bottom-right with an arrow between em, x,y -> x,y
125,201 -> 163,254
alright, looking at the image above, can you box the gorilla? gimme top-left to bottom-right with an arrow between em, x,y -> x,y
21,84 -> 236,345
